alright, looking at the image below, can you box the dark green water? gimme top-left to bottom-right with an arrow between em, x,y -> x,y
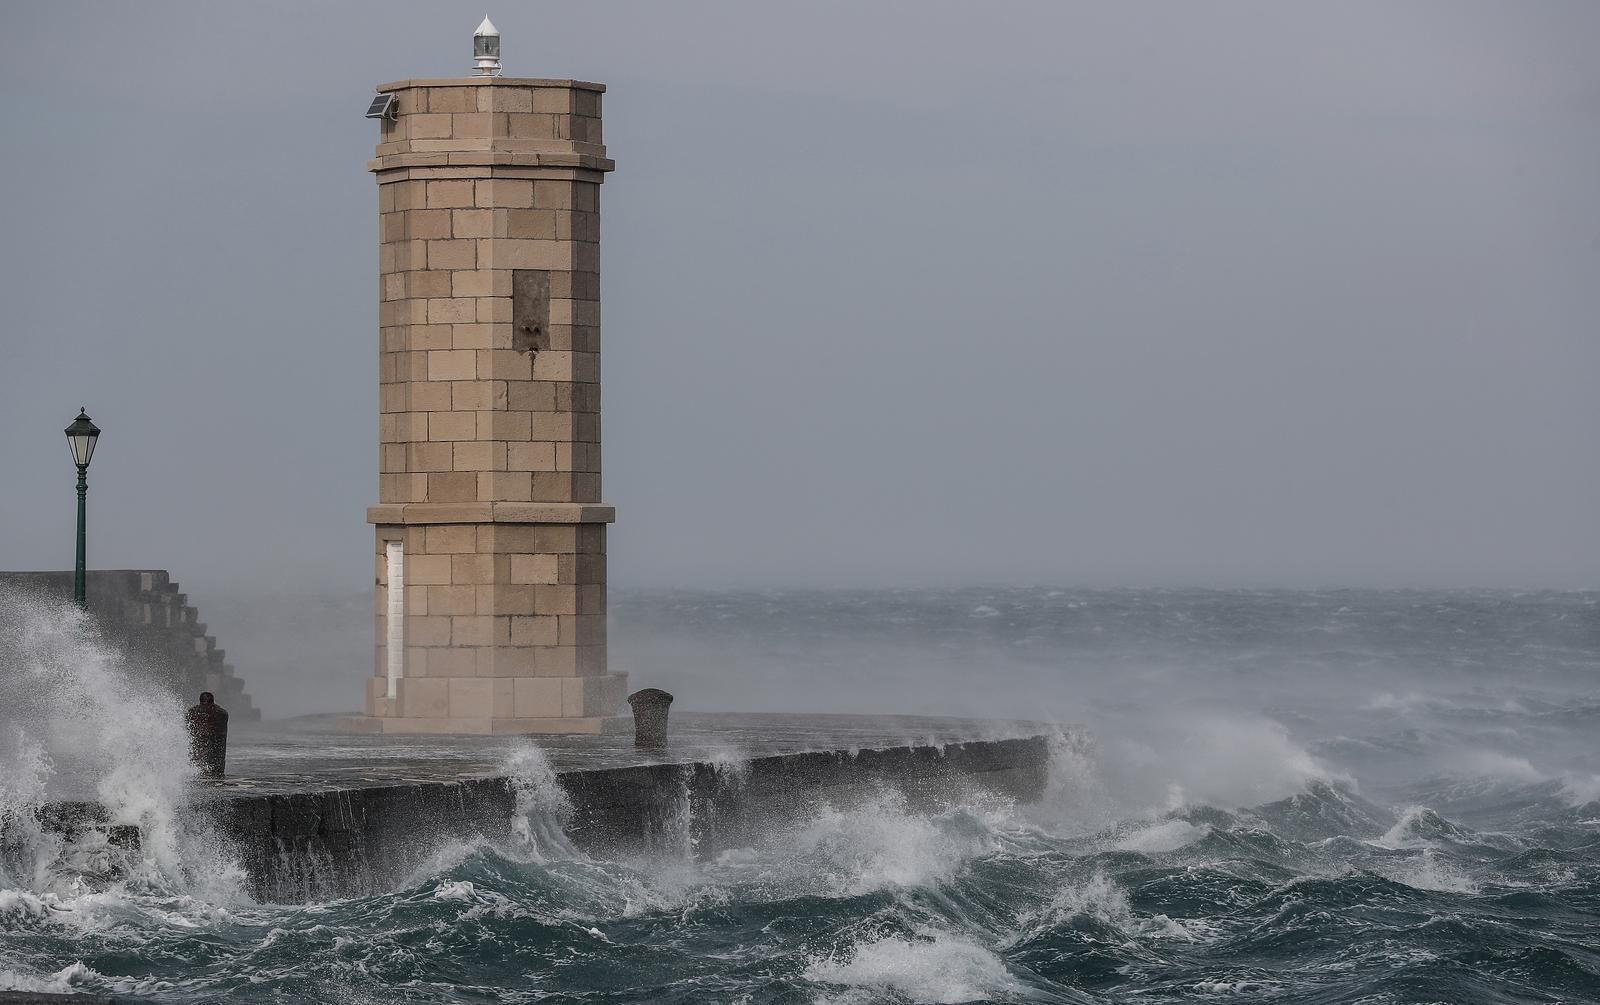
3,588 -> 1598,1003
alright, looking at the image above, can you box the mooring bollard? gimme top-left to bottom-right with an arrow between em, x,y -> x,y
185,691 -> 230,778
627,688 -> 673,750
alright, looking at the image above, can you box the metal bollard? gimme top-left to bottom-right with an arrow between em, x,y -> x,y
185,691 -> 230,778
626,688 -> 673,750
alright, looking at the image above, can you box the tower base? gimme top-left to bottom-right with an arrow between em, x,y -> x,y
335,714 -> 628,736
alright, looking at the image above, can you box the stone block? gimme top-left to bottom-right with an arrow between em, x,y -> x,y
408,209 -> 452,239
400,677 -> 448,717
477,524 -> 534,551
534,584 -> 579,616
428,647 -> 478,678
479,88 -> 533,113
476,471 -> 531,501
449,379 -> 504,410
428,87 -> 479,112
529,412 -> 574,441
479,410 -> 531,440
475,179 -> 534,208
408,112 -> 452,138
426,411 -> 477,441
407,555 -> 452,586
425,584 -> 475,616
530,351 -> 575,381
478,348 -> 533,381
533,180 -> 574,209
450,615 -> 504,647
450,323 -> 498,350
476,297 -> 513,324
507,381 -> 557,412
452,269 -> 509,298
453,440 -> 504,471
447,677 -> 495,718
490,678 -> 515,716
506,209 -> 558,239
425,524 -> 478,553
451,553 -> 501,584
507,441 -> 557,471
562,675 -> 604,716
513,677 -> 563,718
410,324 -> 454,351
426,292 -> 477,322
408,614 -> 452,646
478,584 -> 535,616
493,239 -> 566,270
450,112 -> 494,139
410,273 -> 454,303
534,525 -> 579,553
530,472 -> 578,500
408,441 -> 452,472
511,554 -> 558,585
426,472 -> 478,502
451,208 -> 494,238
511,614 -> 559,646
402,646 -> 429,677
426,180 -> 476,208
558,613 -> 606,646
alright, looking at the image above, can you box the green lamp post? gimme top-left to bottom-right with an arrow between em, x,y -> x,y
63,408 -> 101,608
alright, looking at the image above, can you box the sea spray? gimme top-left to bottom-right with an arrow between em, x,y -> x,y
0,588 -> 245,902
502,743 -> 578,861
805,927 -> 1023,1004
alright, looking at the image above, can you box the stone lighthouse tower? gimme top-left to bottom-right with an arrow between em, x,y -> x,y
342,20 -> 625,734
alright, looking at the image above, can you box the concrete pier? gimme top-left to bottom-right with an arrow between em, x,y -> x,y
32,714 -> 1056,902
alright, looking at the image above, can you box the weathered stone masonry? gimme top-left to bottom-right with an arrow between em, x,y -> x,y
342,76 -> 625,734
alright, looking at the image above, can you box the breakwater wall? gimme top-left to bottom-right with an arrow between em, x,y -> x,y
0,570 -> 259,719
43,736 -> 1049,902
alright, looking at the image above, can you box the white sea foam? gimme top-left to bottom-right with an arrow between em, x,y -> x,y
0,589 -> 246,907
502,742 -> 579,861
431,879 -> 475,902
1384,851 -> 1479,894
1006,870 -> 1202,947
785,791 -> 997,897
805,928 -> 1021,1004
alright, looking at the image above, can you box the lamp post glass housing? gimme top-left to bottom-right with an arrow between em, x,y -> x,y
63,408 -> 100,607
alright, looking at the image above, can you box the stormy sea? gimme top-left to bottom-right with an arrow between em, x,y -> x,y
2,587 -> 1598,1003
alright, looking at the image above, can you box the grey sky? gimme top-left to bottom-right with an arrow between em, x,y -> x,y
2,1 -> 1596,595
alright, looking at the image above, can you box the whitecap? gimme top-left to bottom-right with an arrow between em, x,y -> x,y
804,929 -> 1021,1004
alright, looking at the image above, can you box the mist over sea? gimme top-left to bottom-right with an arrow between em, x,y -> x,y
3,586 -> 1599,1003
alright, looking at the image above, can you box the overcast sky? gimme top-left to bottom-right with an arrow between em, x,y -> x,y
1,2 -> 1596,595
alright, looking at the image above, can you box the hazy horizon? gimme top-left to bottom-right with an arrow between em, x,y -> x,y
3,2 -> 1597,599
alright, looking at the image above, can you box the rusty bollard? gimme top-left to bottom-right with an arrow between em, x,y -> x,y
627,688 -> 673,750
185,691 -> 230,778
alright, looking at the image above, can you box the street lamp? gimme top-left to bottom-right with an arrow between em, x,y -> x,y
63,408 -> 101,608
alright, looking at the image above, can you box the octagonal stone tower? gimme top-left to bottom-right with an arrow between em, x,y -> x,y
340,65 -> 625,734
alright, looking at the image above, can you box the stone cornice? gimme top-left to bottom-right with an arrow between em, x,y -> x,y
377,77 -> 606,93
368,502 -> 616,525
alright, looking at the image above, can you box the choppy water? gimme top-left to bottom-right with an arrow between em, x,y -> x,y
3,587 -> 1599,1003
